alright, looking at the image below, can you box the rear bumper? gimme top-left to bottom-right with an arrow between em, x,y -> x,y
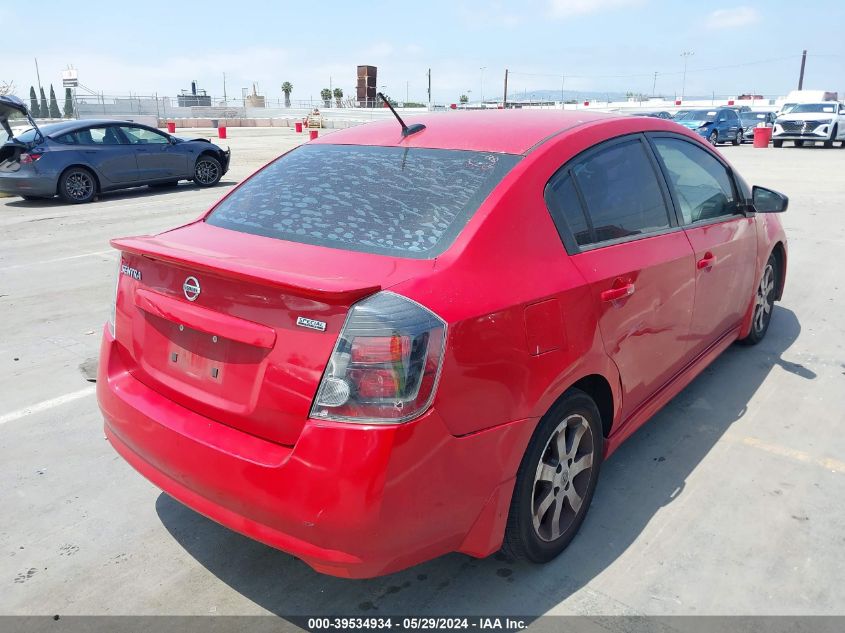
97,331 -> 534,578
0,172 -> 56,197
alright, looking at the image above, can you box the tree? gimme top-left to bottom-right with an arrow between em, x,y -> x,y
320,88 -> 332,108
39,87 -> 49,118
333,87 -> 343,108
459,94 -> 469,104
281,81 -> 293,108
0,80 -> 14,96
48,84 -> 61,118
29,86 -> 41,118
63,88 -> 74,118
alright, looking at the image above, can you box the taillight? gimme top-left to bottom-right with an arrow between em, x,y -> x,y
20,152 -> 43,164
311,291 -> 447,424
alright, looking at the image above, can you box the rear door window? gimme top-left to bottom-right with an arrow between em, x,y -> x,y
68,126 -> 126,145
568,139 -> 671,246
206,144 -> 521,258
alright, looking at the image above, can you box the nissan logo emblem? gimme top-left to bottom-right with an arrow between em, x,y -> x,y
183,276 -> 201,302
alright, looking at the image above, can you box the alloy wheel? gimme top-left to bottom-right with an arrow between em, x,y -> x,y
753,263 -> 775,334
195,160 -> 220,185
65,172 -> 94,201
531,414 -> 595,542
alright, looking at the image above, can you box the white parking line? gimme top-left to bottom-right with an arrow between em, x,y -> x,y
0,386 -> 96,427
0,249 -> 113,272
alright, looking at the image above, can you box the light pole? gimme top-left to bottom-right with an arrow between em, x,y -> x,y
480,67 -> 486,104
680,51 -> 694,100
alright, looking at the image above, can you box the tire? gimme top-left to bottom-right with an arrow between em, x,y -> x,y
732,129 -> 742,146
739,253 -> 779,346
794,140 -> 804,148
823,125 -> 837,149
773,140 -> 783,148
708,131 -> 718,145
58,167 -> 97,204
502,389 -> 604,563
193,155 -> 222,187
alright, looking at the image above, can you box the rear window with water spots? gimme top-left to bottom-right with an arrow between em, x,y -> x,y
205,144 -> 520,258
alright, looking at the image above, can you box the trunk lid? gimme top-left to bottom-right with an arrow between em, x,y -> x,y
112,221 -> 435,446
0,95 -> 43,146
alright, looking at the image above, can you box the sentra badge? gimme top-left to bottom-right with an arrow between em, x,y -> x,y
296,316 -> 326,332
120,264 -> 142,281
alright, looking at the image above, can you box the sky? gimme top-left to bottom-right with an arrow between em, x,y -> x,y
1,1 -> 843,105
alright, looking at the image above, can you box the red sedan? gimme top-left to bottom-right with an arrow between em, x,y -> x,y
98,110 -> 788,578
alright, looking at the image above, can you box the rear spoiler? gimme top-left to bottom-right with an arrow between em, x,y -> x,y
111,236 -> 381,302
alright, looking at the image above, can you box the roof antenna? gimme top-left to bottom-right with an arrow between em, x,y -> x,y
378,92 -> 425,137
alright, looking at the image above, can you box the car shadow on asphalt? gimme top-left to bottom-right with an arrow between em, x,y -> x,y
1,181 -> 238,207
156,306 -> 810,618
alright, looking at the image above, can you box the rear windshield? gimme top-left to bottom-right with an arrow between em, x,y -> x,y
206,144 -> 521,258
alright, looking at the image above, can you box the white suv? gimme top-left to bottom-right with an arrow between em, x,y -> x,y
772,102 -> 845,148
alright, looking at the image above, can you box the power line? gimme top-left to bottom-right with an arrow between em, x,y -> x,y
508,53 -> 805,81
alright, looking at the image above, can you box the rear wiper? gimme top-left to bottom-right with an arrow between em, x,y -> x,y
378,92 -> 425,137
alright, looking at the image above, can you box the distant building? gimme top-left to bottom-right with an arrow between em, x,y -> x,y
177,81 -> 211,107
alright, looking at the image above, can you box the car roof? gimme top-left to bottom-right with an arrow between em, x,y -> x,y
311,109 -> 625,155
43,119 -> 150,137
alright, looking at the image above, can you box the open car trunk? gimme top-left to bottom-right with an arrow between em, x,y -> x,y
110,221 -> 435,446
0,95 -> 43,147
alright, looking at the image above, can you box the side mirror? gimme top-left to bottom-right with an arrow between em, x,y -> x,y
752,185 -> 788,213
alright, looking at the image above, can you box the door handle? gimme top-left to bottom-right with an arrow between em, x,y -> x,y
601,281 -> 635,302
697,252 -> 717,269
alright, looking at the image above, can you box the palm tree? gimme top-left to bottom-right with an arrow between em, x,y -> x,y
320,88 -> 332,108
459,94 -> 469,104
281,81 -> 293,108
333,87 -> 343,108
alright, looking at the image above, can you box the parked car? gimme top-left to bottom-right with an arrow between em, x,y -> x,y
673,108 -> 744,145
0,96 -> 230,203
772,102 -> 845,148
740,111 -> 777,143
641,111 -> 672,119
98,110 -> 788,578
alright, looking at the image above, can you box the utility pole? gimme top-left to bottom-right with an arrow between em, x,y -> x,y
223,72 -> 227,105
561,76 -> 565,104
34,58 -> 43,96
480,67 -> 486,103
680,51 -> 694,100
406,80 -> 409,104
798,49 -> 807,89
503,68 -> 509,109
652,71 -> 658,97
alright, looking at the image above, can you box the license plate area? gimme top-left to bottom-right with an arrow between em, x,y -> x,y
137,312 -> 269,411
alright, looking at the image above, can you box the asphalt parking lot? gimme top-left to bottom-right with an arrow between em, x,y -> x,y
1,127 -> 844,619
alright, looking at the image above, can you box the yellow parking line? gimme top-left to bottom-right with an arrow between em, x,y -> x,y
727,434 -> 845,474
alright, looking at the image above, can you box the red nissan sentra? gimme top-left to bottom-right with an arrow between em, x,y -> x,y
98,109 -> 788,578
